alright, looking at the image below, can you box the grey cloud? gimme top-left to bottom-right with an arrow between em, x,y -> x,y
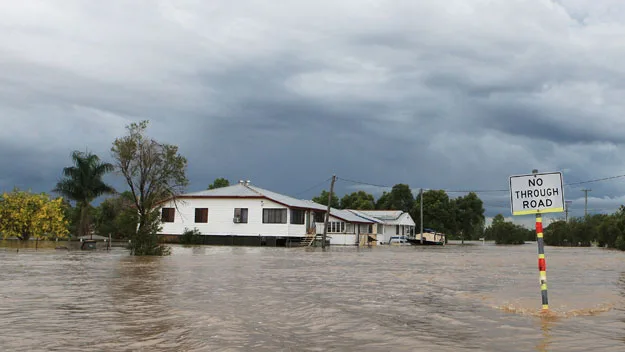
2,0 -> 625,223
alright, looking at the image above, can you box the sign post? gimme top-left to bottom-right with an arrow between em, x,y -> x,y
509,170 -> 564,311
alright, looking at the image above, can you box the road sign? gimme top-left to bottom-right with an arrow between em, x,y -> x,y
509,171 -> 564,216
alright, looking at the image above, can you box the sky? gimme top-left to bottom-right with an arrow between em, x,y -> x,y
2,0 -> 625,227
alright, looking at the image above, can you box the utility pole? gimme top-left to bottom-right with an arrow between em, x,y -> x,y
420,188 -> 424,244
581,189 -> 591,217
322,175 -> 336,249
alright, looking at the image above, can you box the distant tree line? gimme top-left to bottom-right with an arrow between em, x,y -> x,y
484,214 -> 534,244
312,184 -> 485,242
543,210 -> 625,250
483,209 -> 625,250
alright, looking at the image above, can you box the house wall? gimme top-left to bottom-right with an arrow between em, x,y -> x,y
158,198 -> 308,237
313,215 -> 375,245
329,234 -> 358,245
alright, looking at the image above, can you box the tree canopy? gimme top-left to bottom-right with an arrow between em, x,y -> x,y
111,120 -> 188,255
485,214 -> 532,244
53,150 -> 115,238
94,191 -> 138,240
375,184 -> 414,212
0,190 -> 69,241
454,192 -> 485,242
208,178 -> 230,190
411,190 -> 455,234
313,190 -> 340,208
340,191 -> 375,210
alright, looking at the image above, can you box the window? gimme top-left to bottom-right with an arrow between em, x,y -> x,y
314,212 -> 326,223
161,208 -> 175,222
396,225 -> 400,235
368,224 -> 373,233
263,208 -> 287,224
195,208 -> 208,223
327,221 -> 345,233
290,209 -> 305,224
234,208 -> 248,223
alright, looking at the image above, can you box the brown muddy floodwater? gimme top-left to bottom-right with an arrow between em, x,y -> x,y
0,241 -> 624,351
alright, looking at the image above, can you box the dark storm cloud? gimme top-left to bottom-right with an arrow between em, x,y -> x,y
2,0 -> 625,224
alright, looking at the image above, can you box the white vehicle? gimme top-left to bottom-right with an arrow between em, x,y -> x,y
388,236 -> 410,245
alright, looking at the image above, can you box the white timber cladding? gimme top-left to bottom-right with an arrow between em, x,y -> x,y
158,197 -> 310,237
314,214 -> 374,235
329,234 -> 358,245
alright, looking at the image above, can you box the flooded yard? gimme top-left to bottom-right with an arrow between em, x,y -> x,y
0,241 -> 624,351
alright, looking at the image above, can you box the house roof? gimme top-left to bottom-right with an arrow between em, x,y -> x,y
179,183 -> 328,211
350,210 -> 415,226
185,184 -> 260,197
354,210 -> 404,221
329,208 -> 381,224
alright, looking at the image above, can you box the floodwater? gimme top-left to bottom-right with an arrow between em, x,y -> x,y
0,241 -> 624,351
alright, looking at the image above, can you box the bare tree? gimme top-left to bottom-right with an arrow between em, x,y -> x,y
111,120 -> 188,255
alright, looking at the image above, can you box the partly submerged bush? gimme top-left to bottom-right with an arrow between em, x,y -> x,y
180,228 -> 203,245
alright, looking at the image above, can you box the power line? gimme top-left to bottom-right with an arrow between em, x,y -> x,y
336,171 -> 625,195
442,189 -> 508,193
293,177 -> 332,196
565,174 -> 625,186
336,177 -> 392,189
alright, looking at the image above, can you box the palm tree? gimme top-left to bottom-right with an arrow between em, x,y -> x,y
54,150 -> 116,239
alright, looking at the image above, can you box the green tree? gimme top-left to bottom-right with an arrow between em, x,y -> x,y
94,191 -> 138,240
313,190 -> 340,208
453,192 -> 485,244
376,184 -> 414,212
411,190 -> 455,234
53,150 -> 115,238
485,215 -> 528,245
340,191 -> 375,210
0,189 -> 69,241
208,178 -> 230,190
111,120 -> 188,256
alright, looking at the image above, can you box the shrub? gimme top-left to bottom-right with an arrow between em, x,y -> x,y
180,228 -> 203,245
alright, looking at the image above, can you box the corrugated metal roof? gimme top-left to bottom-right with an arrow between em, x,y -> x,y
356,210 -> 403,220
346,210 -> 386,223
185,183 -> 260,197
247,185 -> 327,211
350,210 -> 415,225
330,208 -> 380,223
181,183 -> 328,211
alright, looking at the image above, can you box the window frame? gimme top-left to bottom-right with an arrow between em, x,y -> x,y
194,208 -> 208,223
234,208 -> 249,223
290,209 -> 305,225
262,208 -> 287,224
161,208 -> 175,223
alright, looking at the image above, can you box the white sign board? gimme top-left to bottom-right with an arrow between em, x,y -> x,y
509,172 -> 564,216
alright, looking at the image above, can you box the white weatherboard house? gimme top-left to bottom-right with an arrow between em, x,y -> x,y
315,208 -> 382,246
315,209 -> 417,245
158,181 -> 328,246
349,210 -> 416,245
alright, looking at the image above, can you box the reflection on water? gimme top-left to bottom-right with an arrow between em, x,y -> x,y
0,241 -> 624,351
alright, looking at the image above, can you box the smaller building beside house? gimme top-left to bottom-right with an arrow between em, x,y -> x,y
349,210 -> 416,245
315,208 -> 382,246
314,209 -> 416,246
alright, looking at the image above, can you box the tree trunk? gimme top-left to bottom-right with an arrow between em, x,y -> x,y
79,203 -> 89,239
